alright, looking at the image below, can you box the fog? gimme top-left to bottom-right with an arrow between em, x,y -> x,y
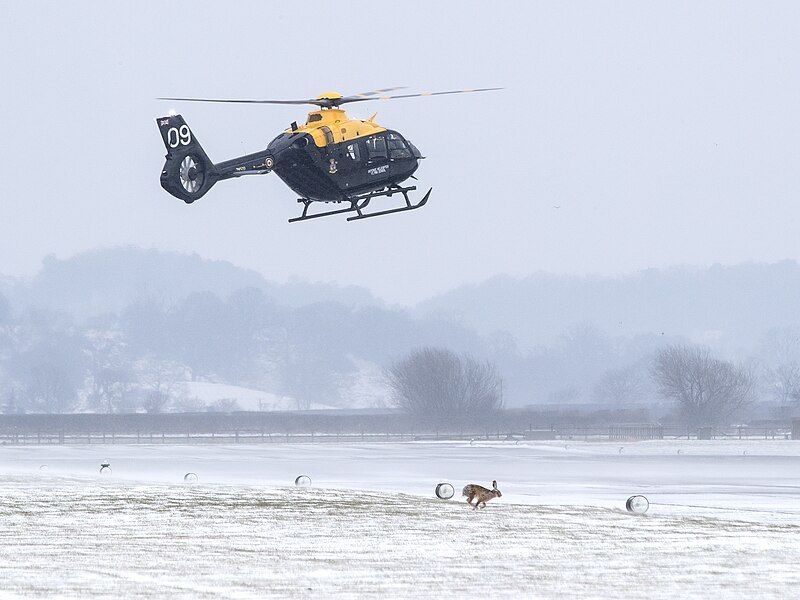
2,2 -> 800,419
1,247 -> 800,417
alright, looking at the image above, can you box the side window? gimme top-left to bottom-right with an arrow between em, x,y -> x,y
320,126 -> 334,146
387,132 -> 411,159
365,135 -> 387,160
345,142 -> 360,161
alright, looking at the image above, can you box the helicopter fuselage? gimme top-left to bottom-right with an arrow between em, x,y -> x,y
157,86 -> 498,221
157,105 -> 429,221
266,108 -> 423,202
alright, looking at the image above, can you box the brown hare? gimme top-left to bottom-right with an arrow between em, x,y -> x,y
462,480 -> 502,508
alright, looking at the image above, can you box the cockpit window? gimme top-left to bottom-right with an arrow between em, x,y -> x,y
365,135 -> 387,160
346,143 -> 360,161
387,132 -> 411,159
307,113 -> 322,123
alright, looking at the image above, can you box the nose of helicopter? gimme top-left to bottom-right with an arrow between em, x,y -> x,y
407,140 -> 423,159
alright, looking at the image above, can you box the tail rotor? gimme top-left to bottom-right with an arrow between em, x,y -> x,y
178,155 -> 204,194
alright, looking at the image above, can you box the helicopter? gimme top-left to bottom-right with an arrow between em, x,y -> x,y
155,87 -> 501,222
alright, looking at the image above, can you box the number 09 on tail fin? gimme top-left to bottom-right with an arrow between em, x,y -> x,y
156,114 -> 217,203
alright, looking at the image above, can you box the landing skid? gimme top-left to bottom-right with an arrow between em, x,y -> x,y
288,185 -> 431,223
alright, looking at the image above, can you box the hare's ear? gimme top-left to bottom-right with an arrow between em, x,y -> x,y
492,480 -> 498,489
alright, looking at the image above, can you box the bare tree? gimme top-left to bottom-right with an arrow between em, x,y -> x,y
136,358 -> 187,413
386,347 -> 503,417
759,327 -> 800,366
593,365 -> 648,405
141,389 -> 169,414
10,338 -> 86,414
84,332 -> 136,413
23,363 -> 80,413
651,345 -> 754,427
765,362 -> 800,404
87,365 -> 136,413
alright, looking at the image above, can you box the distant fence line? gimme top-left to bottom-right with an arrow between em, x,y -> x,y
0,409 -> 650,437
0,412 -> 793,445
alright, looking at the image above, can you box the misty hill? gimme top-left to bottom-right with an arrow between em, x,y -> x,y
0,247 -> 381,320
0,247 -> 491,412
418,261 -> 800,352
3,248 -> 800,412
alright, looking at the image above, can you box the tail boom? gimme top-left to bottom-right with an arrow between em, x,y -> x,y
156,114 -> 273,203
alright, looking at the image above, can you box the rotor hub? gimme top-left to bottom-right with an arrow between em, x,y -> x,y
315,91 -> 343,108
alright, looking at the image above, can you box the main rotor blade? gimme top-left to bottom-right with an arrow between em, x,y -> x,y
343,87 -> 408,100
158,87 -> 502,108
157,89 -> 408,107
337,87 -> 504,105
157,96 -> 325,106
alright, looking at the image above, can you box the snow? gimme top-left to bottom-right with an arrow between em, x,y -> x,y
1,440 -> 800,597
182,381 -> 335,411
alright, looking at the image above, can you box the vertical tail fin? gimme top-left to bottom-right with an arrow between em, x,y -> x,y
156,115 -> 217,202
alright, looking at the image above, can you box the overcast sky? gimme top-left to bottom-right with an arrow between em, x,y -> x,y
1,1 -> 799,304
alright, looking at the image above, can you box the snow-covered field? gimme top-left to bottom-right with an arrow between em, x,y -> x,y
2,440 -> 800,598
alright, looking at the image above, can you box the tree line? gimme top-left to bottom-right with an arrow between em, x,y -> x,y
2,272 -> 800,423
387,343 -> 783,429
